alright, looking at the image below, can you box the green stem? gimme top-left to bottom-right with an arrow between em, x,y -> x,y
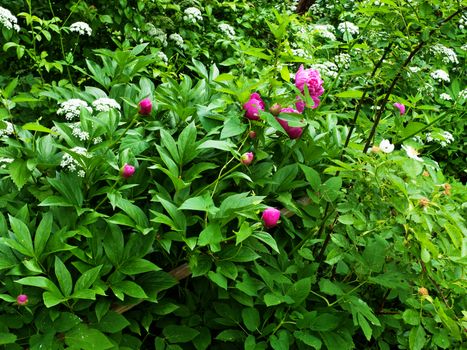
94,180 -> 119,211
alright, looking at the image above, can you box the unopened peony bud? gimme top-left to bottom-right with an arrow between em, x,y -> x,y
419,197 -> 430,208
17,294 -> 28,305
138,98 -> 152,115
418,287 -> 429,296
240,152 -> 254,165
269,103 -> 282,116
249,131 -> 257,139
121,164 -> 135,178
262,207 -> 281,229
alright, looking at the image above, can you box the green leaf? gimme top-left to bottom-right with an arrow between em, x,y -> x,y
55,257 -> 73,296
74,265 -> 103,291
300,165 -> 321,191
242,308 -> 260,332
294,331 -> 321,349
160,129 -> 181,164
97,311 -> 130,333
335,90 -> 364,98
286,278 -> 311,305
15,276 -> 62,295
215,329 -> 244,342
319,279 -> 344,296
358,313 -> 372,341
264,293 -> 284,306
0,333 -> 17,345
178,122 -> 198,164
43,291 -> 65,308
217,261 -> 238,280
112,280 -> 148,299
34,212 -> 53,258
65,325 -> 113,350
320,177 -> 342,202
221,117 -> 246,139
252,232 -> 279,253
22,122 -> 56,134
235,222 -> 253,245
208,271 -> 228,290
197,140 -> 236,152
163,325 -> 200,343
180,195 -> 215,212
9,159 -> 32,190
403,309 -> 420,326
409,325 -> 426,350
8,215 -> 34,257
119,258 -> 161,274
309,313 -> 340,331
198,223 -> 223,252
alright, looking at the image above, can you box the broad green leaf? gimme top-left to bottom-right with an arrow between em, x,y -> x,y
8,215 -> 34,257
112,280 -> 148,299
409,326 -> 426,350
0,333 -> 17,345
208,271 -> 228,290
300,165 -> 321,191
235,222 -> 253,245
198,223 -> 223,252
65,325 -> 113,350
215,330 -> 244,342
9,159 -> 31,190
286,278 -> 311,305
242,307 -> 260,332
97,311 -> 130,333
160,129 -> 180,164
119,258 -> 161,274
163,325 -> 200,343
358,313 -> 372,341
320,177 -> 342,202
294,331 -> 321,349
55,257 -> 73,296
252,232 -> 279,253
178,122 -> 198,164
180,195 -> 215,212
22,122 -> 56,134
403,309 -> 420,326
197,139 -> 236,152
74,265 -> 103,291
335,90 -> 364,98
43,291 -> 65,308
34,211 -> 53,257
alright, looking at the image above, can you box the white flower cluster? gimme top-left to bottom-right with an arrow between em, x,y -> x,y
0,121 -> 15,137
408,66 -> 421,73
60,146 -> 89,175
57,99 -> 92,121
146,24 -> 167,47
461,44 -> 467,51
71,124 -> 90,141
292,48 -> 307,58
338,21 -> 359,35
157,51 -> 168,64
458,88 -> 467,99
426,131 -> 454,147
169,33 -> 184,48
93,136 -> 102,145
334,53 -> 351,69
0,157 -> 14,169
311,62 -> 338,78
439,93 -> 452,101
459,14 -> 467,30
92,98 -> 120,112
312,24 -> 336,41
183,7 -> 202,23
0,6 -> 20,31
430,44 -> 458,65
430,69 -> 450,83
69,22 -> 92,36
218,23 -> 235,40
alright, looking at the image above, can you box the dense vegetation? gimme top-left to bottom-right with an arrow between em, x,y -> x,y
0,0 -> 466,349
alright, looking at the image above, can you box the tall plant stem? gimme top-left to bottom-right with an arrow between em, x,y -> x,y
362,7 -> 466,153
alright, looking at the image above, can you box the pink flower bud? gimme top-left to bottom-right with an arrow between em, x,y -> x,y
243,93 -> 265,120
17,294 -> 28,305
240,152 -> 254,165
138,98 -> 152,115
262,207 -> 281,229
276,108 -> 304,139
121,164 -> 135,178
393,102 -> 405,115
269,103 -> 282,116
249,131 -> 257,139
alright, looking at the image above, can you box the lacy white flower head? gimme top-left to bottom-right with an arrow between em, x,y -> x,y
93,136 -> 102,145
379,139 -> 394,153
0,121 -> 15,137
311,24 -> 336,41
459,14 -> 467,30
71,124 -> 90,141
402,145 -> 423,162
292,48 -> 307,58
458,88 -> 467,100
338,21 -> 359,36
311,62 -> 338,78
57,99 -> 92,121
69,22 -> 92,36
430,69 -> 450,83
169,33 -> 184,48
334,53 -> 351,69
430,44 -> 458,65
218,23 -> 235,40
92,98 -> 121,112
146,24 -> 167,47
0,7 -> 20,31
183,7 -> 202,23
60,146 -> 90,173
439,93 -> 452,101
157,51 -> 168,64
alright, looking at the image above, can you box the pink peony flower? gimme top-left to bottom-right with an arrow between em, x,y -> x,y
276,108 -> 304,139
262,207 -> 281,229
17,294 -> 28,305
240,152 -> 254,165
295,65 -> 324,106
243,93 -> 265,120
393,102 -> 405,115
120,164 -> 135,178
138,98 -> 152,115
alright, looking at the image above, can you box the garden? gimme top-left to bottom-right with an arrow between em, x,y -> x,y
0,0 -> 466,349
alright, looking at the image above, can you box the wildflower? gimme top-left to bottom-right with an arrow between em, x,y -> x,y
0,6 -> 20,31
0,121 -> 15,137
57,99 -> 92,121
121,164 -> 135,178
93,136 -> 102,144
277,108 -> 303,139
393,102 -> 405,115
430,69 -> 450,83
77,170 -> 86,178
146,24 -> 167,47
16,294 -> 28,305
183,7 -> 202,23
338,21 -> 359,36
379,139 -> 394,153
243,93 -> 265,121
218,23 -> 235,40
60,147 -> 89,173
295,65 -> 324,109
262,207 -> 281,229
138,98 -> 152,115
69,22 -> 92,36
442,131 -> 454,144
418,287 -> 429,296
0,157 -> 14,169
419,198 -> 430,208
169,33 -> 184,48
334,53 -> 351,70
71,125 -> 90,141
240,152 -> 254,165
430,44 -> 458,65
312,24 -> 336,41
92,98 -> 121,112
402,145 -> 423,162
458,89 -> 467,99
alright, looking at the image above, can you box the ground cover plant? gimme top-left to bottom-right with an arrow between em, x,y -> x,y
0,0 -> 466,349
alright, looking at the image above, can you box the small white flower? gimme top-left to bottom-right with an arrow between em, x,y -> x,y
69,22 -> 92,36
439,93 -> 452,101
334,53 -> 351,69
430,69 -> 450,83
292,48 -> 307,58
402,145 -> 423,162
77,170 -> 86,178
71,125 -> 90,141
0,6 -> 20,31
57,99 -> 92,121
146,24 -> 167,46
218,23 -> 235,40
169,33 -> 184,48
157,51 -> 168,64
92,98 -> 121,112
93,136 -> 102,144
0,121 -> 15,137
183,7 -> 202,23
442,131 -> 454,144
60,147 -> 90,173
426,133 -> 433,143
430,44 -> 458,65
458,88 -> 467,99
338,21 -> 359,36
379,139 -> 394,153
